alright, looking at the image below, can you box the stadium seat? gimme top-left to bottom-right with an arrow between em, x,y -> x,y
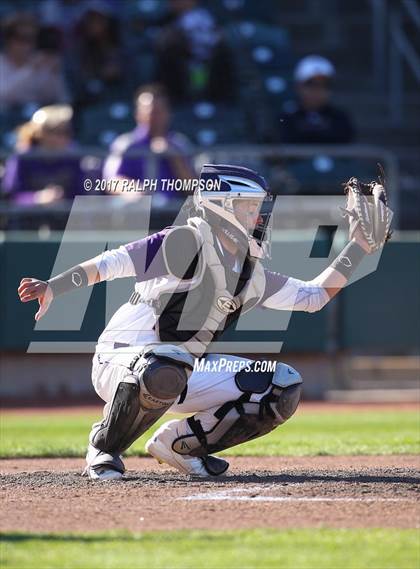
0,1 -> 16,18
225,21 -> 293,73
285,157 -> 376,194
171,101 -> 249,146
122,0 -> 169,24
204,0 -> 281,25
222,20 -> 294,142
260,72 -> 295,126
0,1 -> 36,17
262,72 -> 294,103
129,51 -> 158,87
78,102 -> 135,147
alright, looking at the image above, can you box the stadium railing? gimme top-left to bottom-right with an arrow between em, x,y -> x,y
0,143 -> 401,229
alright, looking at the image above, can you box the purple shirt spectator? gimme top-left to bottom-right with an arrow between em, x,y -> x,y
2,146 -> 88,204
103,84 -> 196,204
103,125 -> 194,196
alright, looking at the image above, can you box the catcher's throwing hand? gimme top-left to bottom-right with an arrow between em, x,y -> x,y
18,278 -> 53,321
341,165 -> 393,254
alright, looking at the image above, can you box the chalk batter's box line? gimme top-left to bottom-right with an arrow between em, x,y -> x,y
180,487 -> 413,503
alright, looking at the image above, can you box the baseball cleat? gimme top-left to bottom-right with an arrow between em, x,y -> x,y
83,464 -> 124,481
84,446 -> 125,481
145,422 -> 229,477
146,436 -> 209,476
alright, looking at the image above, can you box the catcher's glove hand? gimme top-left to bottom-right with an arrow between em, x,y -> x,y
341,164 -> 393,254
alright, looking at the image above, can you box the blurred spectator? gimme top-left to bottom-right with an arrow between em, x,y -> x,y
0,12 -> 68,108
2,105 -> 89,204
155,0 -> 235,103
65,1 -> 127,107
103,83 -> 195,203
279,55 -> 355,144
37,0 -> 116,34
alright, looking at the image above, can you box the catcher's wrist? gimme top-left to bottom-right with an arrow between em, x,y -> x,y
47,265 -> 89,297
352,235 -> 371,253
330,242 -> 366,280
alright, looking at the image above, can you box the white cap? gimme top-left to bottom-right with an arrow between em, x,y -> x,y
294,55 -> 335,83
32,105 -> 73,130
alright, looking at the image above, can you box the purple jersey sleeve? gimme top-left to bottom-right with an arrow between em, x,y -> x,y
260,269 -> 290,306
124,229 -> 171,282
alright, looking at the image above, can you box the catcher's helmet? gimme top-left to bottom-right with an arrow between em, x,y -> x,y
194,164 -> 273,259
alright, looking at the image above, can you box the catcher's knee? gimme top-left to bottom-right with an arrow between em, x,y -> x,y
134,344 -> 193,404
92,345 -> 194,454
234,361 -> 302,422
172,361 -> 302,457
142,355 -> 188,402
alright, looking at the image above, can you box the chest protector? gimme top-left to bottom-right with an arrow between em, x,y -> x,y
149,217 -> 266,357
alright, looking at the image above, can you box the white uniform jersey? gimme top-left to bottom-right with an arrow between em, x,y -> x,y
92,228 -> 329,355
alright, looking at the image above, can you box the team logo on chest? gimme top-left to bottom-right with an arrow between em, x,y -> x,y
216,296 -> 240,314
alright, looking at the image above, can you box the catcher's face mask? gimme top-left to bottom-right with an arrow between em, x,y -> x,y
195,164 -> 273,259
232,196 -> 273,259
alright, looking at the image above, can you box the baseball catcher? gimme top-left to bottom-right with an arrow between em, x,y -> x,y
18,164 -> 392,479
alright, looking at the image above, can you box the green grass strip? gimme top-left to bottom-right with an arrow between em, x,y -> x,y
1,529 -> 419,569
1,409 -> 419,458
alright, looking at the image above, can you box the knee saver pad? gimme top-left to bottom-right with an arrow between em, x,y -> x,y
235,361 -> 302,394
272,362 -> 303,389
142,355 -> 188,401
271,362 -> 303,422
275,382 -> 302,422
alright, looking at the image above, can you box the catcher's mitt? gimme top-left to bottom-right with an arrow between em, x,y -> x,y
341,164 -> 393,253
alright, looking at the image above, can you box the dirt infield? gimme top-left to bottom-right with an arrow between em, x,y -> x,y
1,456 -> 419,532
